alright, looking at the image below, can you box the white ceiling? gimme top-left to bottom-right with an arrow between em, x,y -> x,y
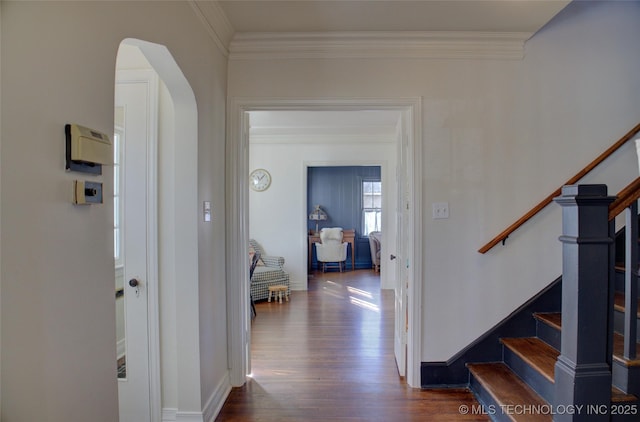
218,0 -> 570,34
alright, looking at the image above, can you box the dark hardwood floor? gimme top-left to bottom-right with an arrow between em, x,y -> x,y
216,269 -> 488,421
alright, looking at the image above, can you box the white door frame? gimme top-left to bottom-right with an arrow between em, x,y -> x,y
226,97 -> 423,388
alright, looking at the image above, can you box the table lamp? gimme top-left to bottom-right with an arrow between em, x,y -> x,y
308,205 -> 328,234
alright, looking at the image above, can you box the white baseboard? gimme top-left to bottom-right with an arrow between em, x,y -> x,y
203,372 -> 232,422
162,408 -> 202,422
162,372 -> 231,422
162,408 -> 178,421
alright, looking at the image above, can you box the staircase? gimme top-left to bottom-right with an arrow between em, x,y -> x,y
465,186 -> 640,422
466,289 -> 640,421
463,124 -> 640,421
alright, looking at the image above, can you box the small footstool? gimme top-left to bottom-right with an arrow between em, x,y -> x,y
267,285 -> 289,303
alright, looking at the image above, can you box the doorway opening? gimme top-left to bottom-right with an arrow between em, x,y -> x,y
306,165 -> 383,274
228,98 -> 423,388
114,38 -> 199,421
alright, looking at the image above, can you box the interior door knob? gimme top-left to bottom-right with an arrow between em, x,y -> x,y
390,254 -> 397,260
129,278 -> 139,288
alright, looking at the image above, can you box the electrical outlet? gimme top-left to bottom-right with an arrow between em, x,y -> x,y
73,180 -> 103,205
432,202 -> 449,219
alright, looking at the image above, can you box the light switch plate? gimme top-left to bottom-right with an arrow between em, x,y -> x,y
432,202 -> 449,219
203,201 -> 212,222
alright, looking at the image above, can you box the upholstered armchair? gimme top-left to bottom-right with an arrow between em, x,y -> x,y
368,231 -> 382,272
315,227 -> 348,272
249,239 -> 290,301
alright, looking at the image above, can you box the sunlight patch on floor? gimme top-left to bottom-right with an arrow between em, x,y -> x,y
349,296 -> 380,312
322,286 -> 345,299
267,369 -> 300,376
347,286 -> 374,299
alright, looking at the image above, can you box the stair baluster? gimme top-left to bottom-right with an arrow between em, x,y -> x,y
624,203 -> 638,360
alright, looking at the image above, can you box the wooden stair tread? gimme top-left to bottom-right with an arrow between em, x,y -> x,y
613,332 -> 640,367
500,337 -> 559,384
614,292 -> 640,318
467,363 -> 551,422
615,264 -> 640,274
612,386 -> 638,403
533,312 -> 640,366
533,312 -> 562,331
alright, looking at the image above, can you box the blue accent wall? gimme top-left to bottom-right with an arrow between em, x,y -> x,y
308,166 -> 381,270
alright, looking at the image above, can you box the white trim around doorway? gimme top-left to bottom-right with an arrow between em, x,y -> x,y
226,97 -> 423,388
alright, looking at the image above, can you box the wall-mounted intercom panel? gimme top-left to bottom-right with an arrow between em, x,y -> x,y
73,180 -> 103,205
65,124 -> 112,174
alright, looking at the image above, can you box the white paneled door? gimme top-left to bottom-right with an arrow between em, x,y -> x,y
394,126 -> 409,378
115,70 -> 157,422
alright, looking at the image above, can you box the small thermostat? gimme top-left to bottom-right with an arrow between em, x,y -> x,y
65,123 -> 112,175
73,180 -> 103,205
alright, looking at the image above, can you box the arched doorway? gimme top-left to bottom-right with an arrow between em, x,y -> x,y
114,38 -> 199,421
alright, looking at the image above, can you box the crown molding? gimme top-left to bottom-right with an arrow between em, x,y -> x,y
229,31 -> 530,60
189,0 -> 235,57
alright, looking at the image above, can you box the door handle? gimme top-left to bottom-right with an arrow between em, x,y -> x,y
128,278 -> 141,297
390,254 -> 397,260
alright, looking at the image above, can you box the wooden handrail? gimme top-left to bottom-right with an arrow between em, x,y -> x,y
609,177 -> 640,220
479,122 -> 640,254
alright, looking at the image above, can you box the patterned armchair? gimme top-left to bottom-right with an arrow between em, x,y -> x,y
249,239 -> 290,301
368,231 -> 382,272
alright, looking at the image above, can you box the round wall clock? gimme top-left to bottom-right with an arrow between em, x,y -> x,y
249,168 -> 272,192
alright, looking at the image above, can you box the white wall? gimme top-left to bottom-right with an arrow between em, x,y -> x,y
157,72 -> 180,412
230,1 -> 640,362
249,138 -> 397,290
1,2 -> 228,420
0,3 -> 3,416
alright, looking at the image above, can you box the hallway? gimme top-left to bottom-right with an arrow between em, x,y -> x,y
216,270 -> 487,421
